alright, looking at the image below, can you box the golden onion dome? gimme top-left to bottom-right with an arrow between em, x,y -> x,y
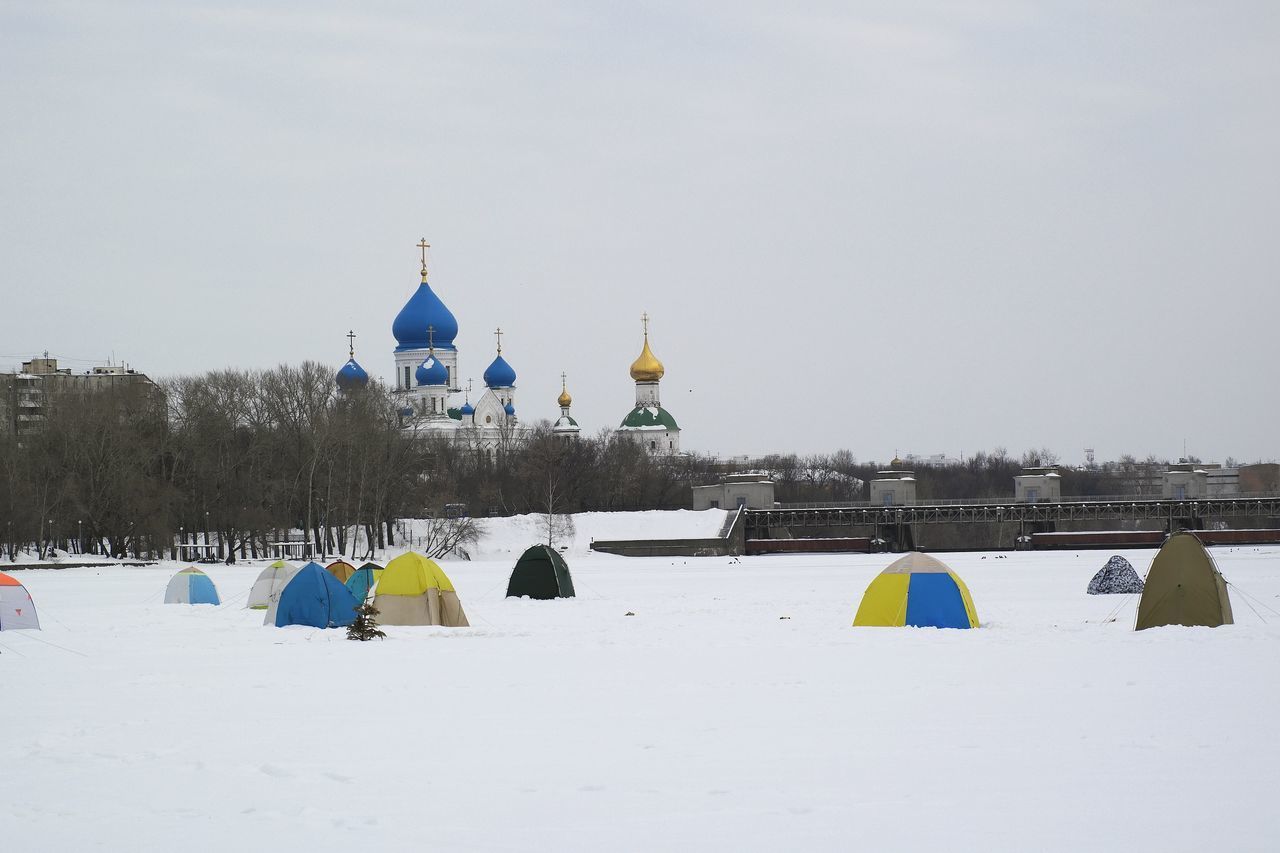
557,388 -> 572,408
891,455 -> 903,468
630,336 -> 665,382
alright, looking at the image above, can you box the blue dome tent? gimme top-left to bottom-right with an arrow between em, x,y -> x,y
270,562 -> 359,629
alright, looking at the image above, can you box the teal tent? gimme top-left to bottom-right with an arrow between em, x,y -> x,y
506,545 -> 575,599
345,562 -> 383,603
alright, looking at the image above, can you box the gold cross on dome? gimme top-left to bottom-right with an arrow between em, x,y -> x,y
561,371 -> 567,391
494,327 -> 503,354
427,325 -> 435,352
641,312 -> 650,337
417,238 -> 430,276
346,329 -> 356,359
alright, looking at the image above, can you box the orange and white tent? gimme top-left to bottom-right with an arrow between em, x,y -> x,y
0,571 -> 40,630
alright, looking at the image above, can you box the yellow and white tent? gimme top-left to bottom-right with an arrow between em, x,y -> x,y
247,560 -> 299,611
373,552 -> 469,627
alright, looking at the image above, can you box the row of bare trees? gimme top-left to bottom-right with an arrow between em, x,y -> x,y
0,363 -> 427,561
0,363 -> 719,562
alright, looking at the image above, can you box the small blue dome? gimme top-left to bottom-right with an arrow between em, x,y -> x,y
335,359 -> 369,391
460,401 -> 475,416
399,405 -> 414,418
504,402 -> 516,416
392,275 -> 458,352
415,354 -> 449,387
483,354 -> 517,388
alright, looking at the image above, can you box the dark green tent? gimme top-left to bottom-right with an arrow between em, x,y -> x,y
1135,532 -> 1233,630
506,545 -> 575,599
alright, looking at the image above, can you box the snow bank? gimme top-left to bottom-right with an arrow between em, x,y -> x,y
401,508 -> 731,560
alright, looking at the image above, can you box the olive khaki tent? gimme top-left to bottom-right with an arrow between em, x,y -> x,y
1135,532 -> 1233,630
507,545 -> 575,599
374,552 -> 469,627
326,560 -> 356,584
1088,555 -> 1144,595
270,562 -> 359,629
0,571 -> 40,630
247,561 -> 299,610
345,562 -> 383,603
853,552 -> 979,629
164,567 -> 221,605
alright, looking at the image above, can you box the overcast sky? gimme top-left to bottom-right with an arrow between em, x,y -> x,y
3,1 -> 1277,464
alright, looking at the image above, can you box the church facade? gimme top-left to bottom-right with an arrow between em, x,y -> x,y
336,241 -> 680,456
617,315 -> 680,454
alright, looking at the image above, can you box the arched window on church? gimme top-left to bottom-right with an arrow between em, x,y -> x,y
403,366 -> 410,389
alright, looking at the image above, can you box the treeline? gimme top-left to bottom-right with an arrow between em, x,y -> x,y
0,363 -> 714,561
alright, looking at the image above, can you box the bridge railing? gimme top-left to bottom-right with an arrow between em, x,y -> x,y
774,491 -> 1280,510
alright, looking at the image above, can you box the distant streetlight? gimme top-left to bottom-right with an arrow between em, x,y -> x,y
77,519 -> 82,555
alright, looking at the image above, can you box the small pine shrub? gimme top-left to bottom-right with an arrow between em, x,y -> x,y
347,601 -> 386,641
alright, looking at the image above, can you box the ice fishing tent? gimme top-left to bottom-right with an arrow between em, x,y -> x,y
374,552 -> 469,627
1135,532 -> 1233,630
853,552 -> 979,629
1088,555 -> 1145,595
506,545 -> 575,599
164,567 -> 221,605
345,562 -> 383,603
0,571 -> 40,630
326,559 -> 356,583
270,562 -> 358,629
247,560 -> 299,610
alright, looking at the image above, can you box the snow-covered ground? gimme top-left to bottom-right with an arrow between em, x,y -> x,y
403,508 -> 731,560
3,542 -> 1280,851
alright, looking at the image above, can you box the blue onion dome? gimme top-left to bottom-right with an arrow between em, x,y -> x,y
504,402 -> 516,416
460,401 -> 475,416
392,271 -> 458,352
484,354 -> 517,388
335,358 -> 369,391
415,353 -> 449,386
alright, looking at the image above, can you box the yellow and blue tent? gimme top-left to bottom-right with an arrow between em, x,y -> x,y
853,552 -> 979,629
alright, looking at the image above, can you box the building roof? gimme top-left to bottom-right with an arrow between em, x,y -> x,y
619,405 -> 679,431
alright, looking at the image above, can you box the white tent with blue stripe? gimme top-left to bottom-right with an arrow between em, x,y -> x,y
164,567 -> 221,605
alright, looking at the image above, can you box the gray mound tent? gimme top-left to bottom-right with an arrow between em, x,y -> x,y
1088,555 -> 1144,595
506,545 -> 575,599
1135,532 -> 1233,630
